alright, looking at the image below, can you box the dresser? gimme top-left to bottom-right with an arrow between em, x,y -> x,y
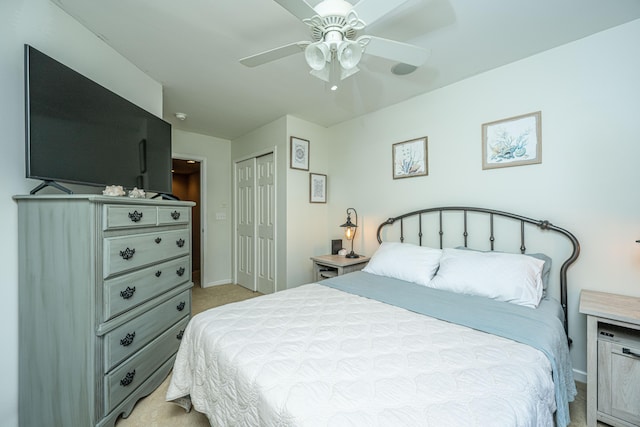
579,290 -> 640,427
15,195 -> 195,427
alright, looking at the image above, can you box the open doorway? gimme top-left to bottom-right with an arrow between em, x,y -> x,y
172,158 -> 202,287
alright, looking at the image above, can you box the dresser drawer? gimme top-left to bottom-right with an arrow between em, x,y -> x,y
597,332 -> 640,425
103,205 -> 158,230
103,256 -> 190,321
104,316 -> 189,413
104,290 -> 190,371
158,206 -> 190,225
103,229 -> 190,278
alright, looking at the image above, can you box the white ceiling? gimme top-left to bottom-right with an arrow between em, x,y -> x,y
51,0 -> 640,140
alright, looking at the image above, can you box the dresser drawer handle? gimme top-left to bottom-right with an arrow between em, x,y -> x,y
177,330 -> 184,340
120,332 -> 136,347
176,267 -> 185,277
128,211 -> 143,222
120,286 -> 136,299
177,301 -> 186,311
623,348 -> 640,358
120,370 -> 136,387
119,247 -> 135,260
171,210 -> 181,220
155,237 -> 162,244
176,238 -> 185,248
155,270 -> 162,278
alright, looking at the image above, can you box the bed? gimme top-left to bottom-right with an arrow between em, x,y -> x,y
167,206 -> 580,427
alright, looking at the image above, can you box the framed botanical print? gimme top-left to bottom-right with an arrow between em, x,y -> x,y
392,137 -> 428,179
290,136 -> 310,170
482,111 -> 542,169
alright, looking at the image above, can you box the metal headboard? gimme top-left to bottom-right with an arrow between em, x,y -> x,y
376,206 -> 580,341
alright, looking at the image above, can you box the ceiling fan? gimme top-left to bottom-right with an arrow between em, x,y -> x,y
239,0 -> 430,90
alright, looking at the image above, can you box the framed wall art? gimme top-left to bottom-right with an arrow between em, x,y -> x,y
290,136 -> 310,170
482,111 -> 542,170
392,137 -> 428,179
309,173 -> 327,203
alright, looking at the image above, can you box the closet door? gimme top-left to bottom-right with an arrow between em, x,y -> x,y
235,158 -> 255,290
256,153 -> 275,294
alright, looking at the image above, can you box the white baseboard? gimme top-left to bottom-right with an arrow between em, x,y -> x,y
573,368 -> 587,384
201,279 -> 233,288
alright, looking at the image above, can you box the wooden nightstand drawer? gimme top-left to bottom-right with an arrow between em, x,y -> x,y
597,326 -> 640,426
103,255 -> 191,321
104,290 -> 191,371
103,229 -> 190,278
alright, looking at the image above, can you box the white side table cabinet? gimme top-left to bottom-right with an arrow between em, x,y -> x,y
579,290 -> 640,427
310,254 -> 370,281
15,195 -> 195,427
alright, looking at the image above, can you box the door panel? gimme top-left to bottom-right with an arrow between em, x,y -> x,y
236,158 -> 255,290
256,153 -> 275,294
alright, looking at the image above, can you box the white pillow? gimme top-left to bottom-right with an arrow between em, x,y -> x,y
427,248 -> 544,308
363,242 -> 442,286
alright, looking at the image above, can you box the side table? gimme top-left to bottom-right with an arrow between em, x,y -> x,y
579,289 -> 640,427
310,254 -> 370,282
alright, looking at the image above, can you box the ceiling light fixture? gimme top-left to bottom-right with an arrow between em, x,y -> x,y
302,13 -> 370,90
240,0 -> 430,90
174,112 -> 187,121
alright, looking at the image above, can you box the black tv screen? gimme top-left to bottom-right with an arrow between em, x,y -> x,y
25,45 -> 172,195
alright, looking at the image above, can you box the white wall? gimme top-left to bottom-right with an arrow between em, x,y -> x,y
172,129 -> 232,286
285,116 -> 332,287
324,19 -> 640,378
0,1 -> 163,425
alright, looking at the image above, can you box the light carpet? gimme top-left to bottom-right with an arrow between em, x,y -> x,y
115,284 -> 599,427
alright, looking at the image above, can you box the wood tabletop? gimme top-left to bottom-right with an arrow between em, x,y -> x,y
310,254 -> 370,267
579,289 -> 640,325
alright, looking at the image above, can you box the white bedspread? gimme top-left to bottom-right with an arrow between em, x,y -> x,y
167,283 -> 555,426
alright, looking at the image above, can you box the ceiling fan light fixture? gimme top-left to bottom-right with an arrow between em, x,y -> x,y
337,41 -> 362,70
305,42 -> 330,71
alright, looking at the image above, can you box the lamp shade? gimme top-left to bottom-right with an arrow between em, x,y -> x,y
305,42 -> 330,71
343,224 -> 356,240
340,208 -> 359,258
337,41 -> 363,70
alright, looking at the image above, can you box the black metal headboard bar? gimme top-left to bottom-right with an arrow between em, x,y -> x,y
376,206 -> 580,340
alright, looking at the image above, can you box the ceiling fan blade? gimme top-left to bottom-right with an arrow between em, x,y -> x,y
273,0 -> 316,21
362,36 -> 430,67
352,0 -> 411,26
240,42 -> 310,67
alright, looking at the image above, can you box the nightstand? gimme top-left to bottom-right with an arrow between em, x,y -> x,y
579,290 -> 640,427
310,254 -> 370,282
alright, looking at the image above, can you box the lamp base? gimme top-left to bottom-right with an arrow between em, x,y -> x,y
345,252 -> 359,259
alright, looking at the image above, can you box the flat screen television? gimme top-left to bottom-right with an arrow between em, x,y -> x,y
24,44 -> 173,195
